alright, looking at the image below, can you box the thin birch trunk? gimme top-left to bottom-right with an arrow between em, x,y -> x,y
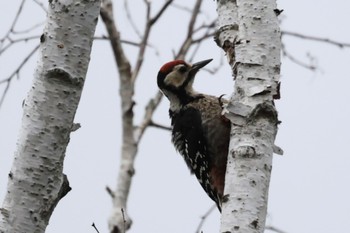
0,0 -> 100,232
215,0 -> 282,232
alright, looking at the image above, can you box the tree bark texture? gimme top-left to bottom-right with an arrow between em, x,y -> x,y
0,0 -> 100,232
100,1 -> 135,232
215,0 -> 281,232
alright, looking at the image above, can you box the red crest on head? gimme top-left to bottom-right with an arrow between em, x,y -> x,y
159,60 -> 187,74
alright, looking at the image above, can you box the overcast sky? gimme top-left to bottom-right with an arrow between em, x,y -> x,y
1,0 -> 350,233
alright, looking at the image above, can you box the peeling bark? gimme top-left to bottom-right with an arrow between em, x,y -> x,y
0,0 -> 100,232
216,0 -> 282,232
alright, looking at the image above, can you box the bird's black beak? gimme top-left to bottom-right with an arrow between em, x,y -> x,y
190,59 -> 213,74
183,59 -> 213,88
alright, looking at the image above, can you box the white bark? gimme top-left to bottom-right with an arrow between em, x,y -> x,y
100,1 -> 135,231
216,0 -> 281,232
0,0 -> 100,232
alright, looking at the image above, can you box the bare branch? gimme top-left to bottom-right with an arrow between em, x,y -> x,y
0,80 -> 11,110
91,223 -> 100,233
149,121 -> 172,131
0,0 -> 25,50
282,30 -> 350,48
282,44 -> 317,71
0,44 -> 39,109
171,2 -> 211,19
188,0 -> 202,37
11,21 -> 45,35
171,3 -> 193,13
0,0 -> 45,54
149,0 -> 174,25
193,20 -> 216,34
177,0 -> 203,59
32,0 -> 48,13
0,35 -> 40,55
106,186 -> 115,199
189,21 -> 216,62
135,91 -> 164,143
203,56 -> 224,75
188,41 -> 203,63
131,0 -> 174,83
101,2 -> 134,232
265,225 -> 287,233
0,44 -> 39,84
93,35 -> 141,47
124,0 -> 142,39
195,205 -> 216,233
192,32 -> 215,44
7,0 -> 25,33
100,0 -> 131,73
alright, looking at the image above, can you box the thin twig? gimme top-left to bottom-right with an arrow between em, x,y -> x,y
195,205 -> 216,233
124,0 -> 142,39
100,0 -> 132,72
33,0 -> 48,13
149,121 -> 171,131
131,0 -> 174,83
0,35 -> 40,55
0,0 -> 26,50
192,32 -> 215,44
0,44 -> 40,84
91,222 -> 100,233
282,45 -> 316,71
204,55 -> 224,75
189,21 -> 216,62
0,44 -> 40,109
93,35 -> 141,46
12,21 -> 45,35
106,186 -> 115,199
171,3 -> 210,20
171,3 -> 193,13
0,1 -> 44,54
193,20 -> 216,34
149,0 -> 174,25
177,0 -> 203,59
282,30 -> 350,48
265,225 -> 287,233
135,91 -> 164,143
188,0 -> 202,37
0,81 -> 11,109
7,0 -> 25,33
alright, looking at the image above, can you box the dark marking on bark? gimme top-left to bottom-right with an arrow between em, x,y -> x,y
40,34 -> 45,43
250,179 -> 257,186
127,168 -> 135,177
274,8 -> 284,16
273,82 -> 281,99
46,68 -> 83,87
250,219 -> 259,229
248,102 -> 278,124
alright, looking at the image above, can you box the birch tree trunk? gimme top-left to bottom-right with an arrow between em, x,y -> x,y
215,0 -> 282,232
0,0 -> 100,232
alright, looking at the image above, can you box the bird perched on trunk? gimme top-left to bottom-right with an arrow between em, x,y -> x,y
157,59 -> 230,212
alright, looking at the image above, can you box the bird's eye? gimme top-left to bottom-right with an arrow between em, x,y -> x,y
178,66 -> 187,73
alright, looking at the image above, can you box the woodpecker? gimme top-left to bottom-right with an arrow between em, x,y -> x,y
157,59 -> 230,212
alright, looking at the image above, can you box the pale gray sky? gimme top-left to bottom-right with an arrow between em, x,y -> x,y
1,0 -> 350,233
